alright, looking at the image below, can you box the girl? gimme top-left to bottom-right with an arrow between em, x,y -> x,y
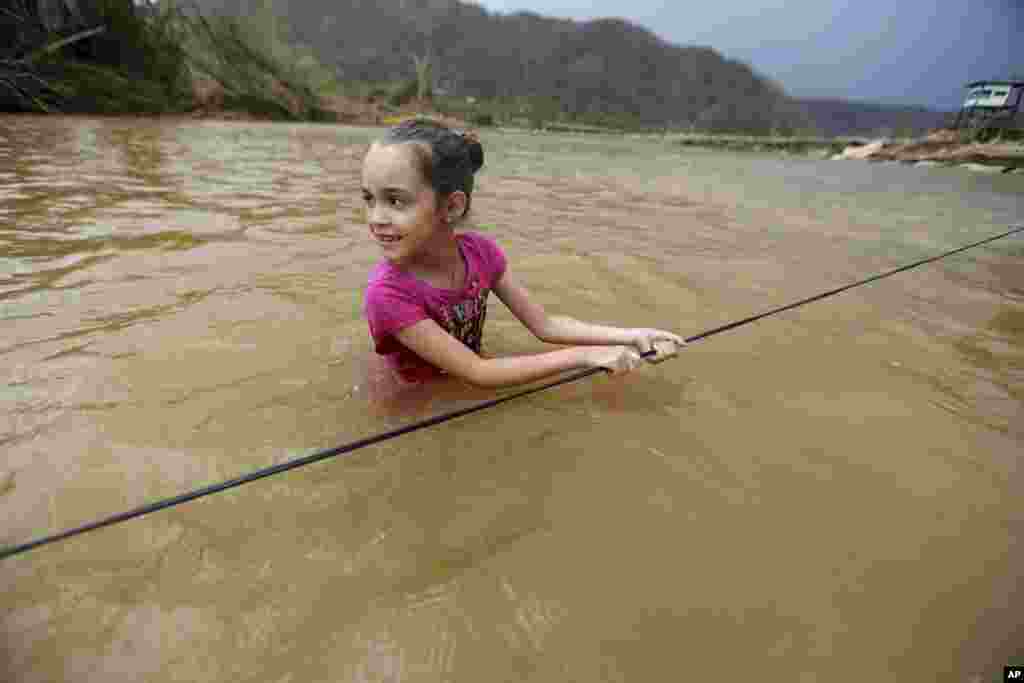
362,118 -> 685,389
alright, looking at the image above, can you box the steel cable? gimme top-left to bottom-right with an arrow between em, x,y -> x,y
1,225 -> 1020,561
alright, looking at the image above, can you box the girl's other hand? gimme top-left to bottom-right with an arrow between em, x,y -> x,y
584,345 -> 644,375
627,328 -> 687,364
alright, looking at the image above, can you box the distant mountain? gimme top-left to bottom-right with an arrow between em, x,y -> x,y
794,98 -> 951,138
191,0 -> 959,136
193,0 -> 813,133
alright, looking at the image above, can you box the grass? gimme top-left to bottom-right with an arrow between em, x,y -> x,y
665,132 -> 862,154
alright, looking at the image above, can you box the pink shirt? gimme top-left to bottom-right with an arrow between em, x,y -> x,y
364,231 -> 508,383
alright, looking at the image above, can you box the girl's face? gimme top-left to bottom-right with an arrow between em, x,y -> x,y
361,142 -> 443,264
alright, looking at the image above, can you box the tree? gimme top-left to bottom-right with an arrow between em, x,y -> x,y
412,51 -> 432,100
29,0 -> 131,33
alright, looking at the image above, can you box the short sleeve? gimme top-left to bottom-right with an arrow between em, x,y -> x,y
364,280 -> 428,351
468,232 -> 507,285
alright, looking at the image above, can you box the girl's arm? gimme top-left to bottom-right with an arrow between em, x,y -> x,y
393,319 -> 640,389
390,269 -> 682,389
493,272 -> 685,355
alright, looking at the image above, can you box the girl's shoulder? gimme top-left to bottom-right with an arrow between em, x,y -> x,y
365,262 -> 418,302
368,259 -> 399,282
458,231 -> 507,280
459,230 -> 503,249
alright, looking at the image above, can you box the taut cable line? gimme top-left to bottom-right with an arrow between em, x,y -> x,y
1,225 -> 1021,561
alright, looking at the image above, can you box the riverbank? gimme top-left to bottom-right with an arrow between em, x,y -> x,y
664,132 -> 857,156
184,83 -> 472,129
45,79 -> 1024,175
851,132 -> 1024,172
663,129 -> 1024,173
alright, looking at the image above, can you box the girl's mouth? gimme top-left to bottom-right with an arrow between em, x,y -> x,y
376,234 -> 402,243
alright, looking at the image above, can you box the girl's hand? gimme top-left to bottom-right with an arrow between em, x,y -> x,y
627,328 -> 687,364
584,345 -> 644,375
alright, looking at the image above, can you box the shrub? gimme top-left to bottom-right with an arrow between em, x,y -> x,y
470,111 -> 494,126
179,3 -> 330,120
2,0 -> 192,113
387,79 -> 418,107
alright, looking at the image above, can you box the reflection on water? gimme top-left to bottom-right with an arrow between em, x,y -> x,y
1,115 -> 1023,682
947,306 -> 1024,433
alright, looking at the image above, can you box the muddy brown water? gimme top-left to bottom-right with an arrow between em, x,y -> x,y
1,116 -> 1022,682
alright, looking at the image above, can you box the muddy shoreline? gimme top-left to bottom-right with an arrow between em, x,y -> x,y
862,140 -> 1024,172
184,87 -> 1024,175
666,131 -> 1024,173
10,93 -> 1023,174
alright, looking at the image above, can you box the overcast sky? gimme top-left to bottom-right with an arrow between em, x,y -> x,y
477,0 -> 1022,110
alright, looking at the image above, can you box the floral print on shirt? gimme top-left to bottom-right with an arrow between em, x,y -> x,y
439,287 -> 490,353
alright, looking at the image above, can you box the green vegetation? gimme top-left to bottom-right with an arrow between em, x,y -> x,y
1,0 -> 337,119
667,133 -> 855,154
1,0 -> 815,131
418,92 -> 654,132
957,125 -> 1024,144
1,0 -> 191,113
180,1 -> 336,120
2,0 -> 1017,143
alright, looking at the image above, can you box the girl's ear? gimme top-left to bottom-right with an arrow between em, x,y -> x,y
444,191 -> 469,221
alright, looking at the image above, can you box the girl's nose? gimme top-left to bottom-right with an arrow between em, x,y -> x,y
368,205 -> 389,225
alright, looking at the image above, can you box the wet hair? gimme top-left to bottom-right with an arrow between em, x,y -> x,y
379,118 -> 484,217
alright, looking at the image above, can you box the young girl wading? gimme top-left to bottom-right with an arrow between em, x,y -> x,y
362,118 -> 685,389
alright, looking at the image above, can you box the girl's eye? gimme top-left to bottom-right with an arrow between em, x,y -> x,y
361,193 -> 405,208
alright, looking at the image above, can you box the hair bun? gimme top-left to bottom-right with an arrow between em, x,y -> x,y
468,141 -> 484,173
461,130 -> 484,172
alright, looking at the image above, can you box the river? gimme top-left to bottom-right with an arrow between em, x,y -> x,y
2,115 -> 1022,682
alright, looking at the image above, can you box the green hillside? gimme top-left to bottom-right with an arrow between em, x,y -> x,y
195,0 -> 813,133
